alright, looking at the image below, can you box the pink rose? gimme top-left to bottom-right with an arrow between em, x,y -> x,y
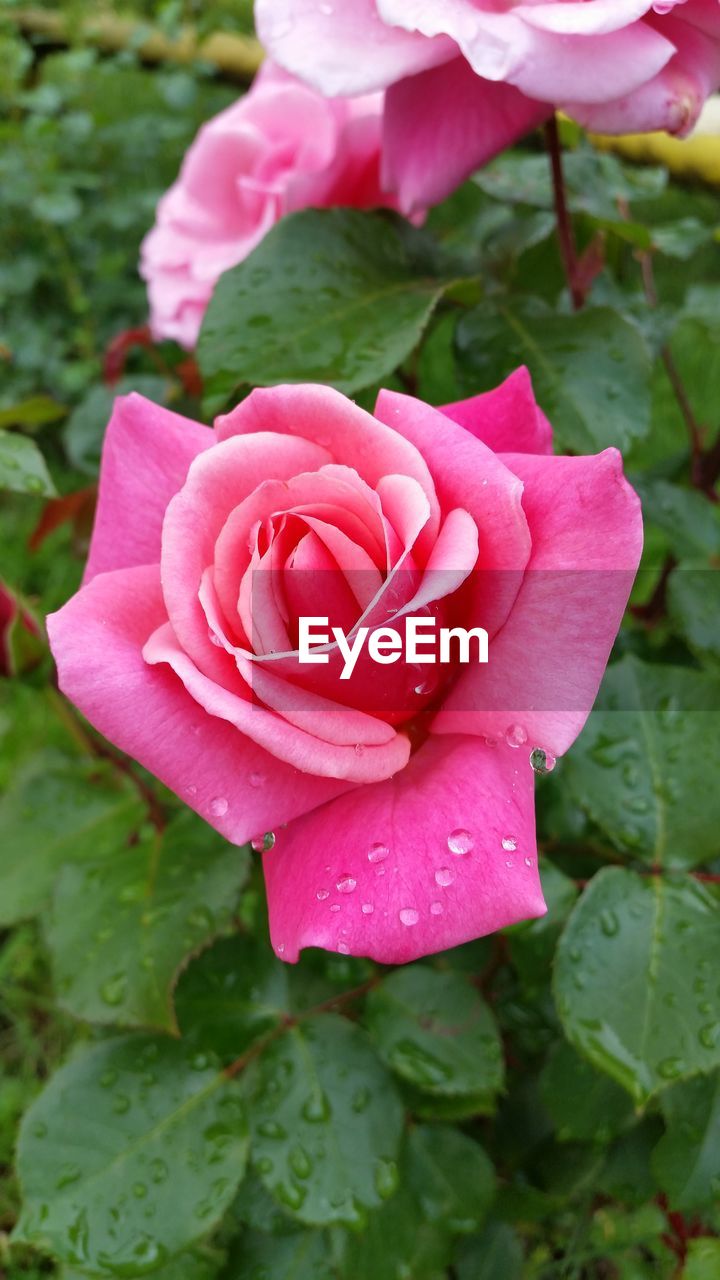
140,62 -> 402,348
256,0 -> 720,209
47,376 -> 642,964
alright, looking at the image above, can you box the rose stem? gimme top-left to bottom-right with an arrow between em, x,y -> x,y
545,113 -> 584,311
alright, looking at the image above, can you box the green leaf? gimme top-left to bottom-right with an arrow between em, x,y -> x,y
633,479 -> 720,562
198,209 -> 453,411
0,396 -> 67,431
227,1228 -> 334,1280
340,1125 -> 492,1280
13,1035 -> 248,1272
176,933 -> 289,1060
507,861 -> 579,991
540,1041 -> 634,1144
684,1239 -> 720,1280
561,657 -> 720,868
454,1222 -> 524,1280
48,811 -> 251,1032
364,965 -> 503,1101
455,301 -> 652,453
0,429 -> 56,497
0,751 -> 145,926
402,1125 -> 494,1233
668,567 -> 720,664
597,1119 -> 664,1207
555,867 -> 720,1104
243,1013 -> 404,1227
652,1073 -> 720,1210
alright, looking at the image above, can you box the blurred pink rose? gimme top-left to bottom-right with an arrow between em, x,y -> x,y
256,0 -> 720,209
140,62 -> 402,348
48,375 -> 641,964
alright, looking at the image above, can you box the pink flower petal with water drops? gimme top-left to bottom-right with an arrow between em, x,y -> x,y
263,734 -> 545,964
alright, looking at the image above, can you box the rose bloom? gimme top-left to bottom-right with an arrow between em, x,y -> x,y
256,0 -> 720,209
140,61 -> 401,348
48,376 -> 642,964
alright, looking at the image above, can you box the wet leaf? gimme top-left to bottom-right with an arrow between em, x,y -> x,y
198,209 -> 453,411
243,1013 -> 404,1227
13,1035 -> 248,1272
48,811 -> 251,1031
555,868 -> 720,1104
365,965 -> 503,1101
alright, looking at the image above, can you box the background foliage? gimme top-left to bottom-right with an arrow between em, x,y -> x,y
1,2 -> 720,1277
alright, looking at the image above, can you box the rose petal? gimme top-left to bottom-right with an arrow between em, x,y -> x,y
433,449 -> 643,757
264,734 -> 545,963
442,367 -> 554,457
47,565 -> 352,844
85,394 -> 213,584
255,0 -> 456,96
143,621 -> 411,784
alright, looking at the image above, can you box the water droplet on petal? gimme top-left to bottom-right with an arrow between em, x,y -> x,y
530,747 -> 556,774
251,831 -> 275,852
249,771 -> 265,788
316,889 -> 330,901
368,842 -> 389,863
336,875 -> 357,894
505,724 -> 527,749
337,941 -> 350,954
361,902 -> 374,915
399,908 -> 419,926
448,829 -> 473,855
430,902 -> 443,916
435,867 -> 454,887
501,836 -> 517,852
209,796 -> 228,818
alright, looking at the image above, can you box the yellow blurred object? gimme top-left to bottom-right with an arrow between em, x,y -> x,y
13,7 -> 264,80
590,99 -> 720,186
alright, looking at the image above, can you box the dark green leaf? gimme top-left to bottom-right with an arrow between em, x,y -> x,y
198,209 -> 453,411
668,567 -> 720,663
454,1222 -> 524,1280
176,933 -> 289,1061
227,1228 -> 335,1280
365,965 -> 503,1101
0,429 -> 56,498
455,301 -> 651,453
243,1013 -> 404,1227
0,752 -> 145,926
562,657 -> 720,868
540,1041 -> 634,1144
48,811 -> 251,1031
555,867 -> 720,1104
652,1073 -> 720,1210
13,1035 -> 248,1272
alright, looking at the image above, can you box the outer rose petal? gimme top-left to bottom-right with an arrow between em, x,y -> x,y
566,16 -> 720,135
264,735 -> 545,963
84,394 -> 213,584
509,22 -> 674,103
46,565 -> 352,844
441,367 -> 554,457
255,0 -> 456,96
433,449 -> 643,757
383,57 -> 549,211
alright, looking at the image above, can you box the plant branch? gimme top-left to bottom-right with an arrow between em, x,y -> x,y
545,114 -> 584,311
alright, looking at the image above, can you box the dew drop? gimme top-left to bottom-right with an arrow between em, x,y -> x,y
337,941 -> 350,954
336,875 -> 357,894
251,831 -> 275,852
368,842 -> 389,863
448,829 -> 474,855
524,856 -> 534,867
209,796 -> 228,818
505,724 -> 527,748
530,747 -> 556,775
249,771 -> 265,788
501,836 -> 517,852
361,902 -> 374,915
435,867 -> 454,887
430,901 -> 443,916
330,903 -> 341,913
316,889 -> 330,901
399,908 -> 419,926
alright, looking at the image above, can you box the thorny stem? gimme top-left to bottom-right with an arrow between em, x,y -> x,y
224,978 -> 381,1080
545,114 -> 584,311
